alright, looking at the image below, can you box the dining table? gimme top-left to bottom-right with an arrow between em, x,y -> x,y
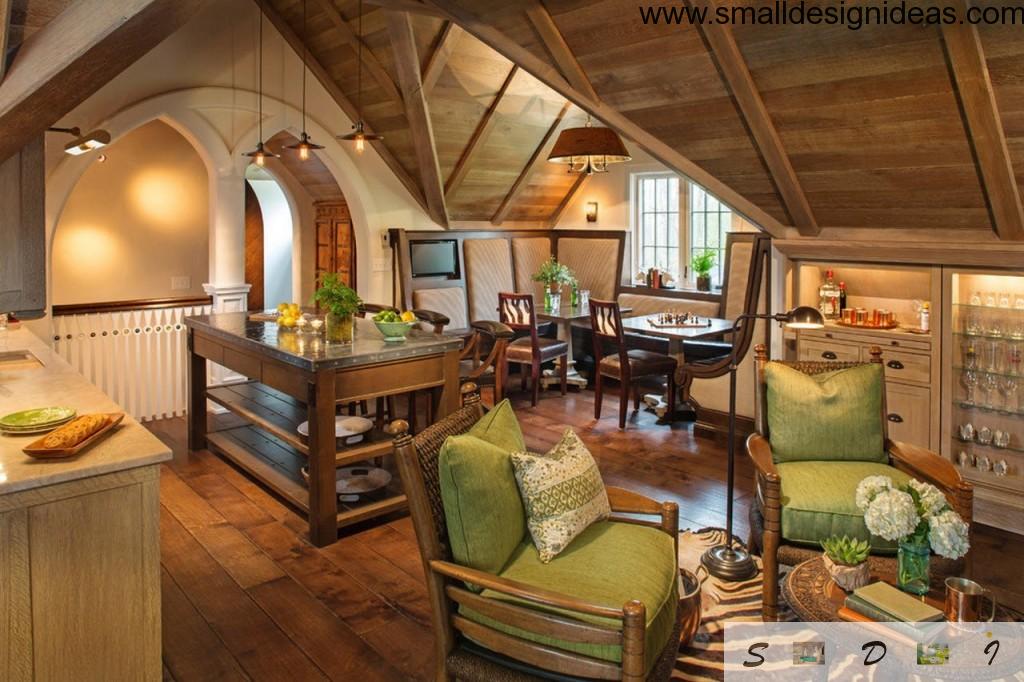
620,314 -> 735,421
535,302 -> 631,389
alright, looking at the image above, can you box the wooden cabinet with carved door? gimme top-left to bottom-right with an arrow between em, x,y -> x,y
315,201 -> 356,290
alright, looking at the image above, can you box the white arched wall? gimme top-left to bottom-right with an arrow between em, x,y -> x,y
39,86 -> 387,336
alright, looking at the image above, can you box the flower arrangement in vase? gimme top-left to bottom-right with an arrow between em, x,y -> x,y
531,257 -> 574,311
313,273 -> 362,344
856,475 -> 970,595
820,535 -> 870,592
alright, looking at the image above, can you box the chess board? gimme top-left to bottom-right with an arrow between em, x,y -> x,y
646,314 -> 712,329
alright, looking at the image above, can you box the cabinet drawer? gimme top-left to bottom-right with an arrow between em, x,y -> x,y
798,338 -> 860,363
885,382 -> 930,449
870,347 -> 930,385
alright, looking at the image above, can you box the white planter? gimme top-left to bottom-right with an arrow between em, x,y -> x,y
823,555 -> 870,592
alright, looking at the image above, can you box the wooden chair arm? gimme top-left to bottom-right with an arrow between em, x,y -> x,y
887,439 -> 969,493
746,434 -> 778,482
413,308 -> 451,334
429,560 -> 624,620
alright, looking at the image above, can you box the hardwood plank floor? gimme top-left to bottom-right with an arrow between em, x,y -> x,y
152,389 -> 1024,680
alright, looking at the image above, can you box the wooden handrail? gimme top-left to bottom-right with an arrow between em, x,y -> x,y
51,296 -> 213,317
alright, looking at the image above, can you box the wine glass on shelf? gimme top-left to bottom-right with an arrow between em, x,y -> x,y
963,310 -> 982,336
982,372 -> 1001,409
1000,375 -> 1019,413
962,340 -> 979,370
985,291 -> 998,307
1010,342 -> 1024,376
970,291 -> 983,306
988,313 -> 1006,338
961,368 -> 979,405
1000,292 -> 1012,308
986,339 -> 1004,374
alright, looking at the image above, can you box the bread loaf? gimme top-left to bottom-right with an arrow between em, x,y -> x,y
40,414 -> 109,449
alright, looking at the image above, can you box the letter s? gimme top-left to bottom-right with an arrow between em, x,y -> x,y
743,642 -> 768,667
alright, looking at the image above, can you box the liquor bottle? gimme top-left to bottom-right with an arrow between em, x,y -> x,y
818,269 -> 840,319
839,281 -> 847,311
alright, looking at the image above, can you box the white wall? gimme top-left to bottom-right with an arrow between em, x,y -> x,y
248,178 -> 293,308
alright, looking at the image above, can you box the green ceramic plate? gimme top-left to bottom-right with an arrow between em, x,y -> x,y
0,406 -> 76,429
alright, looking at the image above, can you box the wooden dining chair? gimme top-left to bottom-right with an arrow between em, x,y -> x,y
498,292 -> 568,406
590,299 -> 678,429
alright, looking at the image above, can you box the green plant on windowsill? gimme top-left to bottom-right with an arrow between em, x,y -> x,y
691,250 -> 716,292
820,535 -> 871,592
313,273 -> 362,343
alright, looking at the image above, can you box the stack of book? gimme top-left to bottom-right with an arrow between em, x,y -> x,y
841,582 -> 944,633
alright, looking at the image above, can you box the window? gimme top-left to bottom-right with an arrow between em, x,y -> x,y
632,174 -> 733,288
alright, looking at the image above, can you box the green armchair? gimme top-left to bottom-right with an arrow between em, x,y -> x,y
391,385 -> 685,681
746,344 -> 973,621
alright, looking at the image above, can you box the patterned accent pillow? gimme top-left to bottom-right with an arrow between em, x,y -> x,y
510,429 -> 611,563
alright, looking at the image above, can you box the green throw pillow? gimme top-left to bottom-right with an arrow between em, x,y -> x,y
439,434 -> 527,579
510,429 -> 611,563
468,398 -> 525,453
765,362 -> 886,464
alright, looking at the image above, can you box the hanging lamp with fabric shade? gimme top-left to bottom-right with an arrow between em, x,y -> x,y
285,0 -> 324,160
243,0 -> 279,167
547,117 -> 630,174
338,0 -> 383,154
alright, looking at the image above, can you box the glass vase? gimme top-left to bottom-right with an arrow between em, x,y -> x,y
544,287 -> 561,312
325,312 -> 354,345
897,540 -> 930,595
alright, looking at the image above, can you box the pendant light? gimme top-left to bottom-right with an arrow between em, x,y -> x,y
244,0 -> 279,167
547,115 -> 630,175
285,0 -> 324,161
338,0 -> 383,154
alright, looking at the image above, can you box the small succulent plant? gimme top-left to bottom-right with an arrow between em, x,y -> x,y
820,535 -> 870,567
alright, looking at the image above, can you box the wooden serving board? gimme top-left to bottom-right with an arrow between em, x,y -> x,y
23,413 -> 125,459
248,312 -> 279,322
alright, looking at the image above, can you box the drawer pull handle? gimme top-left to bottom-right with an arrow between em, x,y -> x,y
887,360 -> 904,370
821,351 -> 838,360
887,413 -> 904,423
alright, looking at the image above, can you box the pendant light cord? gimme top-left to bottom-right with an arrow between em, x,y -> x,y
301,0 -> 308,133
258,0 -> 264,143
356,0 -> 363,121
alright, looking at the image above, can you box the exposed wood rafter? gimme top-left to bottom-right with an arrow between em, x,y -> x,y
423,0 -> 789,238
312,0 -> 402,104
0,0 -> 12,83
492,100 -> 571,225
445,65 -> 518,197
421,20 -> 463,95
258,0 -> 427,211
688,0 -> 817,236
364,0 -> 445,18
547,172 -> 587,228
386,10 -> 449,227
942,17 -> 1024,241
524,1 -> 598,102
0,0 -> 204,163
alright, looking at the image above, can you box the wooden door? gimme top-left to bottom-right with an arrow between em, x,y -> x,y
244,182 -> 265,311
314,201 -> 356,290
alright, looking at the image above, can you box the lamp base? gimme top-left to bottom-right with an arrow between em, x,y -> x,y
701,544 -> 758,581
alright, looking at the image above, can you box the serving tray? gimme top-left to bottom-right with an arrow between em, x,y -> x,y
23,412 -> 125,459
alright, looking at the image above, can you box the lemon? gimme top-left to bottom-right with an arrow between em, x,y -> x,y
277,302 -> 288,313
400,311 -> 416,323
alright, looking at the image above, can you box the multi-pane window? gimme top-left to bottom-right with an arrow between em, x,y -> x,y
689,183 -> 731,287
635,174 -> 680,277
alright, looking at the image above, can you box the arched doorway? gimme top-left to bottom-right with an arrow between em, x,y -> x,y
244,166 -> 294,311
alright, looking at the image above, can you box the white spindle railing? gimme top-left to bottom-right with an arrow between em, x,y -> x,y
51,303 -> 213,422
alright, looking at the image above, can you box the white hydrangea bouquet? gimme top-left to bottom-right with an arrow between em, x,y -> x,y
856,475 -> 969,594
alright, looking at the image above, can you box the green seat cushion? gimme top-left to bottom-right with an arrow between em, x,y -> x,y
439,400 -> 527,582
468,398 -> 525,453
460,520 -> 679,676
778,461 -> 911,552
765,362 -> 887,464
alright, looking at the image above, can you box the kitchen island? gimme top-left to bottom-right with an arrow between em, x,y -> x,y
0,326 -> 171,681
185,313 -> 462,546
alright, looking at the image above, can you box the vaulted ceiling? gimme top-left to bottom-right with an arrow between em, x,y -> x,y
5,0 -> 1024,245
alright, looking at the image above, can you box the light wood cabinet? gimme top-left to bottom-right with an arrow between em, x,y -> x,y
0,136 -> 45,318
0,465 -> 161,681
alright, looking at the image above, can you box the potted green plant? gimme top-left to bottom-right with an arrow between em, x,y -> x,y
820,535 -> 871,592
313,273 -> 362,344
531,256 -> 574,311
691,250 -> 716,292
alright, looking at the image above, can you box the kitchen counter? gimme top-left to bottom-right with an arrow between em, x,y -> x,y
0,326 -> 171,495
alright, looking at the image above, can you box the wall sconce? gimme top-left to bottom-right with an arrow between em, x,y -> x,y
585,202 -> 598,223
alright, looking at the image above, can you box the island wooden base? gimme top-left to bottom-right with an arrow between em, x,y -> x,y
0,465 -> 161,681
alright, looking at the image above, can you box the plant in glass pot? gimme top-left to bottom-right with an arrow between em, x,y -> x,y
531,257 -> 574,311
692,250 -> 715,292
856,475 -> 970,595
313,273 -> 362,344
820,535 -> 871,592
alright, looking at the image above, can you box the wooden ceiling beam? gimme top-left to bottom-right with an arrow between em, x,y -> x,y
0,0 -> 12,82
0,0 -> 204,163
942,17 -> 1024,241
445,65 -> 518,198
689,0 -> 817,236
492,100 -> 571,225
548,172 -> 587,228
423,0 -> 789,238
364,0 -> 445,18
312,0 -> 402,104
524,1 -> 598,102
258,0 -> 427,211
386,10 -> 449,227
421,20 -> 463,95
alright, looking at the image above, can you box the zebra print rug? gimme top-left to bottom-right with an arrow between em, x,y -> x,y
674,529 -> 794,681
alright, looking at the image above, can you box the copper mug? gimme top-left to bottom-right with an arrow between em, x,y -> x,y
944,577 -> 997,622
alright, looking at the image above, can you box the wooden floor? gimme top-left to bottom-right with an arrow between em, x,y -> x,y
152,389 -> 1024,681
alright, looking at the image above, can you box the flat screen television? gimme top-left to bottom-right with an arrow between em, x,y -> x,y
410,240 -> 460,279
